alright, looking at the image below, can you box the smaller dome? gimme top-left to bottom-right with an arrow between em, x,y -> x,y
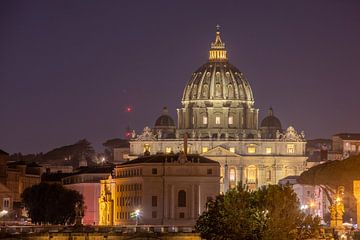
154,107 -> 175,127
261,107 -> 282,129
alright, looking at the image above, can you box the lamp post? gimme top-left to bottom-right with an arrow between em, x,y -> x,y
135,209 -> 140,226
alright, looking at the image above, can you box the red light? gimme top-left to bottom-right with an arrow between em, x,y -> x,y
126,106 -> 132,113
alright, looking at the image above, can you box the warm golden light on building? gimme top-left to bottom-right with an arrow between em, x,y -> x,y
208,25 -> 227,62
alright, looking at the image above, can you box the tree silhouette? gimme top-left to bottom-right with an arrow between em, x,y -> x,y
21,183 -> 84,225
196,184 -> 320,240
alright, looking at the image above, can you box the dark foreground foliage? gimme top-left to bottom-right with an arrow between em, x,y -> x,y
21,183 -> 84,225
196,184 -> 320,240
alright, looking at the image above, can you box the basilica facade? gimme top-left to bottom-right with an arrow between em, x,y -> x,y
129,27 -> 307,192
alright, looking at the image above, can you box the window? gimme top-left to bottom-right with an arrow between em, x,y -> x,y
229,147 -> 235,153
287,144 -> 295,154
178,190 -> 186,207
247,146 -> 256,154
266,170 -> 271,181
152,211 -> 157,218
179,212 -> 185,218
203,116 -> 208,124
351,145 -> 356,152
265,147 -> 272,154
207,168 -> 212,175
228,116 -> 233,125
215,116 -> 221,125
152,196 -> 157,207
229,168 -> 236,181
202,147 -> 208,153
152,168 -> 157,175
3,198 -> 10,209
165,147 -> 172,154
144,144 -> 151,153
247,165 -> 257,183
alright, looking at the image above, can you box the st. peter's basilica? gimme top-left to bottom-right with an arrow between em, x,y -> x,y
128,27 -> 307,192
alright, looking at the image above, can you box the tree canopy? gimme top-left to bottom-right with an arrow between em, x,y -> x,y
21,183 -> 84,225
11,139 -> 96,167
103,138 -> 129,161
196,184 -> 320,240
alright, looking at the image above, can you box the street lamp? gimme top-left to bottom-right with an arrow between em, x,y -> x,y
0,210 -> 8,217
135,209 -> 140,226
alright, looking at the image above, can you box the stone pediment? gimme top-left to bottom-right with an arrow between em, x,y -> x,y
202,146 -> 240,157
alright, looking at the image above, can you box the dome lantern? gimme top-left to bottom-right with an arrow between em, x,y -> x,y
209,25 -> 227,62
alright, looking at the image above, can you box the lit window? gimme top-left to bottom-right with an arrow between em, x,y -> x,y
203,116 -> 208,124
165,147 -> 172,154
229,168 -> 236,181
202,147 -> 209,153
215,116 -> 220,124
144,144 -> 150,153
229,147 -> 235,153
228,116 -> 233,125
247,165 -> 257,183
247,146 -> 256,154
265,147 -> 272,154
287,144 -> 295,154
351,145 -> 356,152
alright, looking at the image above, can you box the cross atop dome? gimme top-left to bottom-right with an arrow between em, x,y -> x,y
209,25 -> 227,61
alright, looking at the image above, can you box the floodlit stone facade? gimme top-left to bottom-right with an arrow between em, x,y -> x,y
99,154 -> 220,226
129,27 -> 307,191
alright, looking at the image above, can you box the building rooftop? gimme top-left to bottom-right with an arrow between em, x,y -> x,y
333,133 -> 360,140
121,154 -> 219,166
0,149 -> 9,155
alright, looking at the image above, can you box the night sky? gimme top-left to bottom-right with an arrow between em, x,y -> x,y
1,1 -> 360,154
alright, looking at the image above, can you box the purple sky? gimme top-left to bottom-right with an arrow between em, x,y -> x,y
1,1 -> 360,154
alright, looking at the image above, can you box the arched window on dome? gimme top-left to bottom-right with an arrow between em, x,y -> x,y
215,83 -> 221,97
202,84 -> 209,98
192,85 -> 197,99
228,84 -> 234,99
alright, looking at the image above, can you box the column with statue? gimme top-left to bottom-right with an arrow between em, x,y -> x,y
353,180 -> 360,225
330,186 -> 345,229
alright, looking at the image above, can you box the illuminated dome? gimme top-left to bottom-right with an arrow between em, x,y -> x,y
177,26 -> 259,139
182,27 -> 253,102
182,62 -> 254,102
